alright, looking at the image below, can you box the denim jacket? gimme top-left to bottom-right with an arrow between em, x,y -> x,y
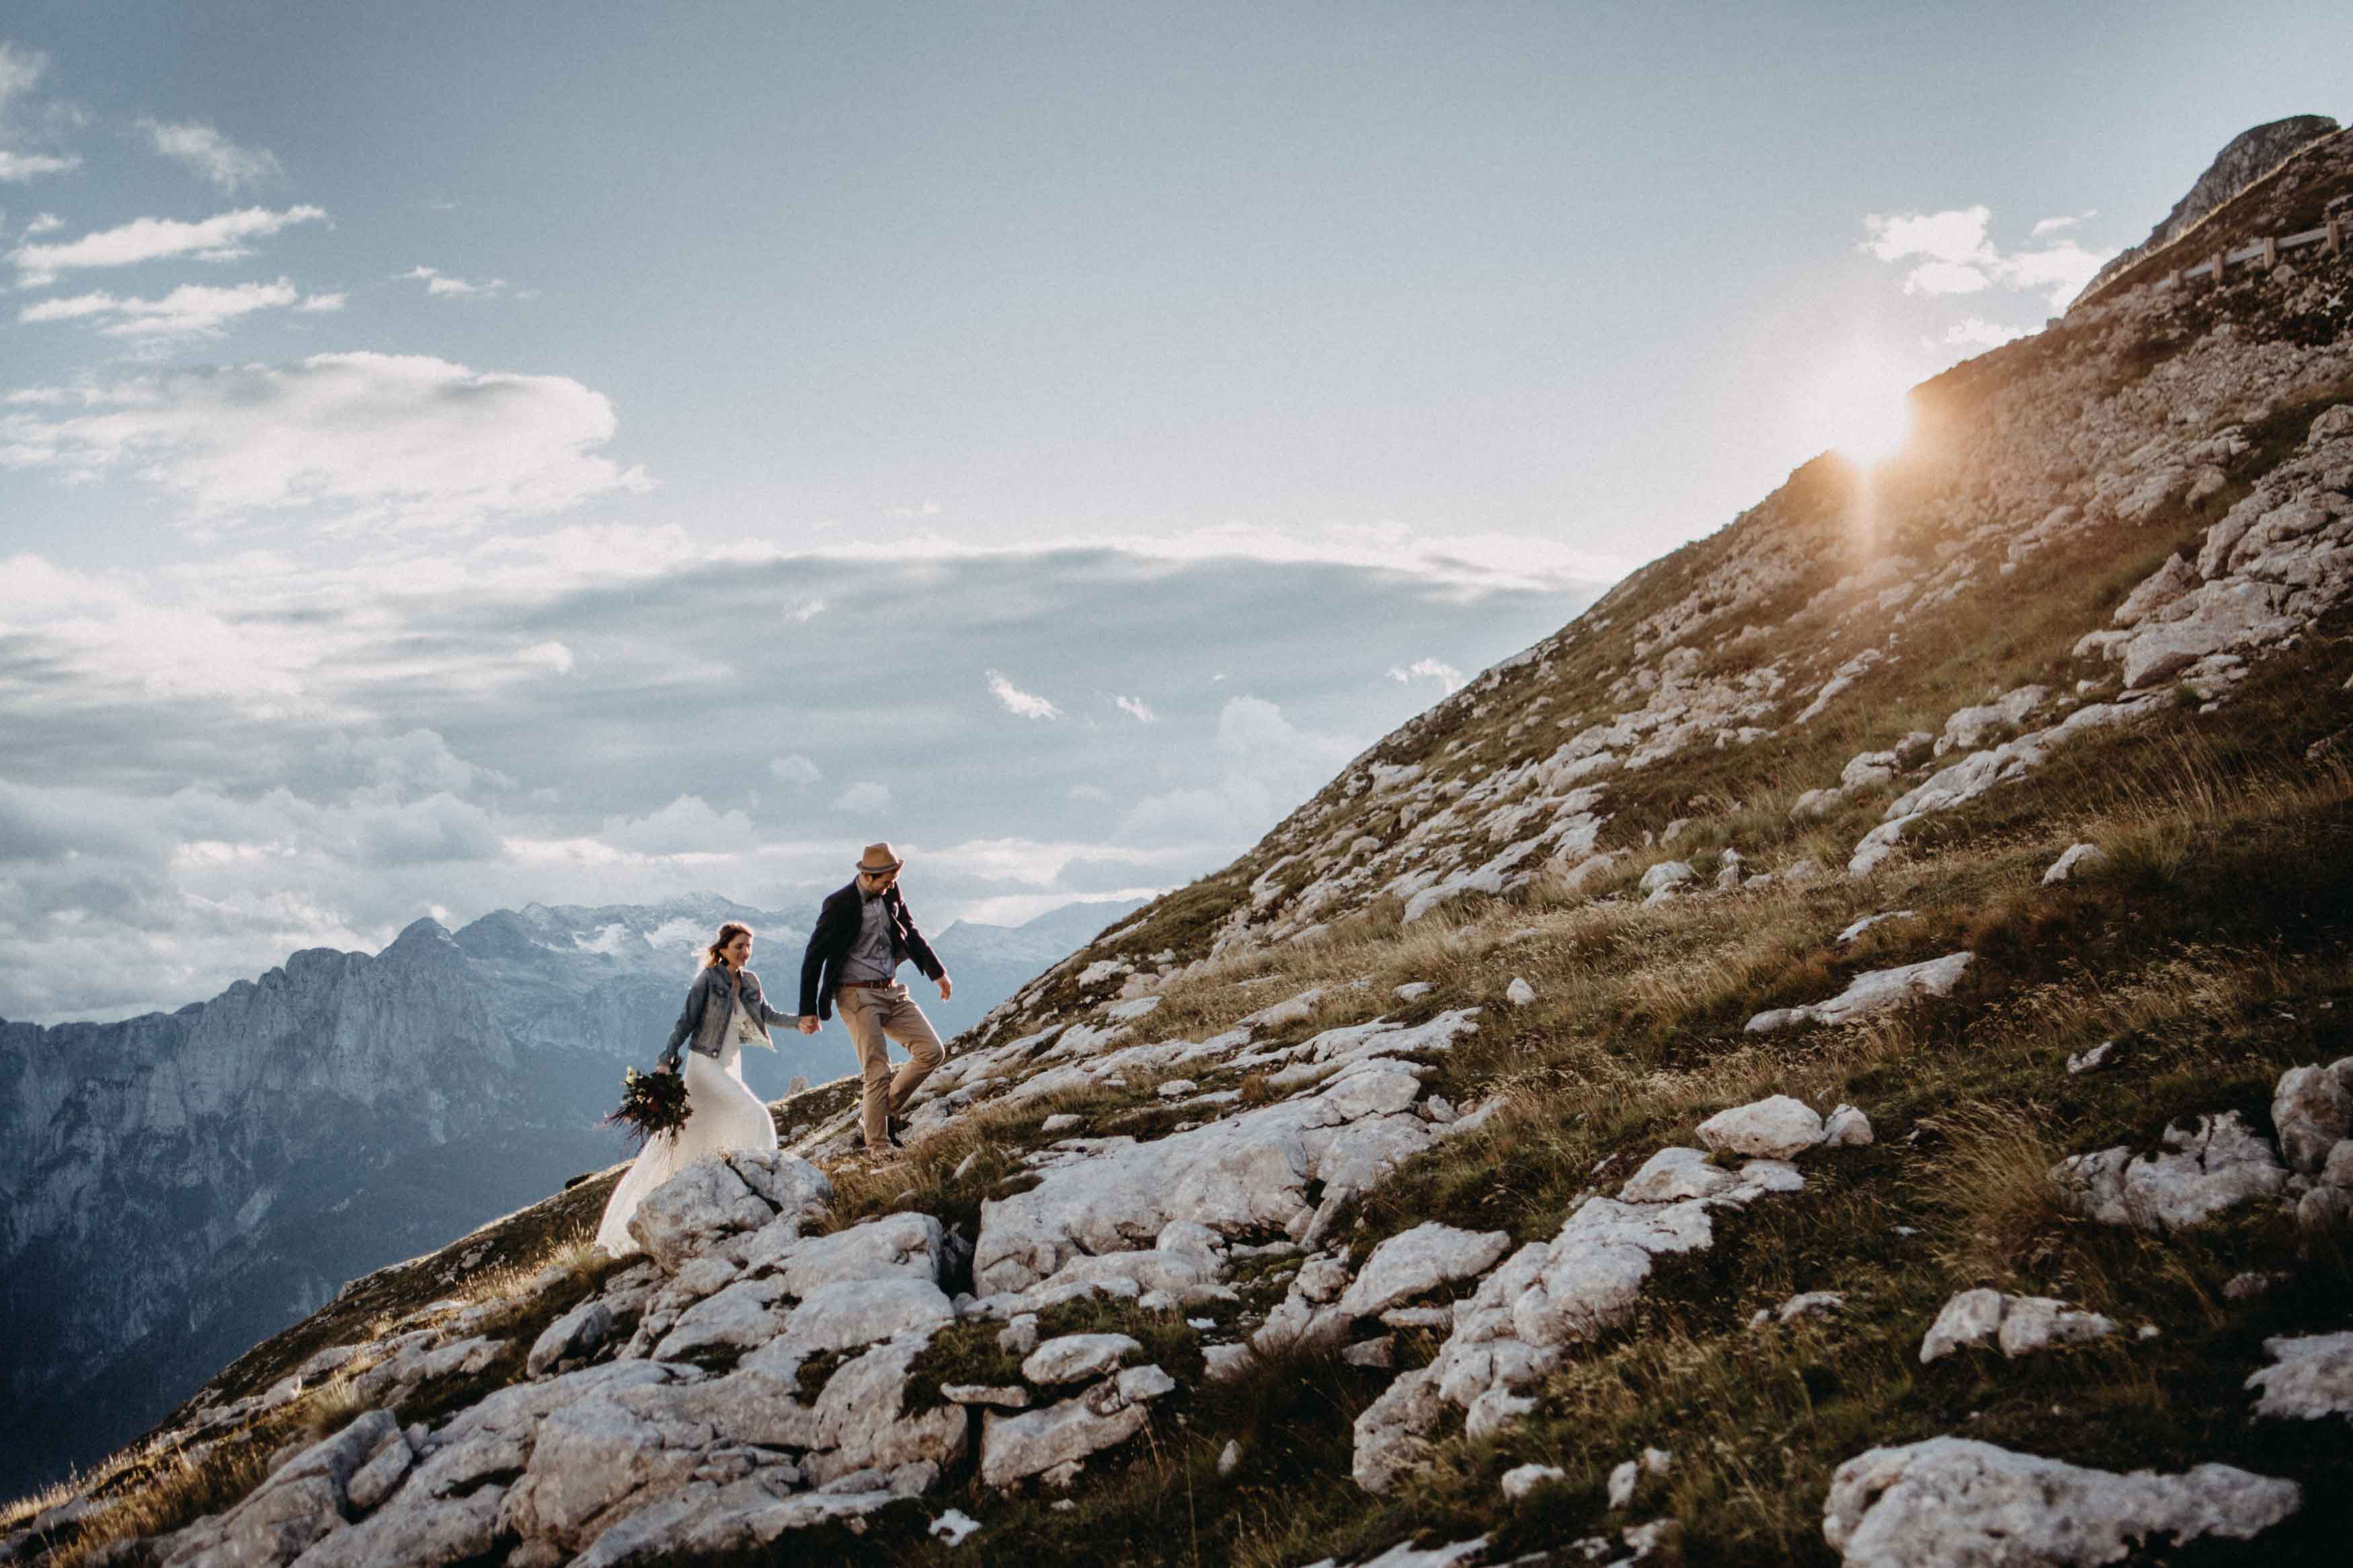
660,964 -> 796,1070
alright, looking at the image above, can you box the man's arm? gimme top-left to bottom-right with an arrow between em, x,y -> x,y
799,893 -> 851,1018
898,896 -> 949,989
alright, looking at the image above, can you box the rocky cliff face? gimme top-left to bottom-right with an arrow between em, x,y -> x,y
13,123 -> 2353,1568
2085,113 -> 2340,294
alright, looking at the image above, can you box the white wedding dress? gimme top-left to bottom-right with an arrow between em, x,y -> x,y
594,995 -> 779,1257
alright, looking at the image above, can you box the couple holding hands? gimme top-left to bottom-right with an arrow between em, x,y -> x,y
594,842 -> 950,1255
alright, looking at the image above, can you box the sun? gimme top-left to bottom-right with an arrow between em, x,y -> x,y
1805,343 -> 1919,466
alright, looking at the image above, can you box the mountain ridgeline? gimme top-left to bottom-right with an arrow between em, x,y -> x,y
0,894 -> 1139,1500
10,121 -> 2353,1568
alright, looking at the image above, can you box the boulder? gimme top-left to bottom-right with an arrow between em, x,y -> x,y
2052,1111 -> 2287,1231
1821,1437 -> 2299,1567
785,1278 -> 955,1356
2272,1059 -> 2353,1175
980,1382 -> 1152,1489
527,1300 -> 613,1378
158,1409 -> 403,1568
1022,1333 -> 1140,1385
1697,1096 -> 1824,1159
1505,978 -> 1538,1007
1746,954 -> 1974,1034
1638,862 -> 1696,896
1919,1288 -> 2116,1362
1500,1462 -> 1566,1500
2041,843 -> 2108,884
627,1160 -> 785,1274
1823,1105 -> 1874,1146
2245,1331 -> 2353,1422
1334,1223 -> 1513,1319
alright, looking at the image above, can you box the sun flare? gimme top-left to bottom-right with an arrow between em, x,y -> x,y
1806,345 -> 1919,466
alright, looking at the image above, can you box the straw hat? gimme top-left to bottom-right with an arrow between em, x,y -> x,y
856,842 -> 904,874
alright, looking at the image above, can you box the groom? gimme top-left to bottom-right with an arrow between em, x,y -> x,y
797,841 -> 952,1153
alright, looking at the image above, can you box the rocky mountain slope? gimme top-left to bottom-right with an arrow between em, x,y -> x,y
0,894 -> 1127,1502
11,122 -> 2353,1568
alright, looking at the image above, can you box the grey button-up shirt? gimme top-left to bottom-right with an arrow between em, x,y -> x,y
840,890 -> 899,984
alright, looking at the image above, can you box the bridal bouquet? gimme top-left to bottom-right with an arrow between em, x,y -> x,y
606,1065 -> 690,1146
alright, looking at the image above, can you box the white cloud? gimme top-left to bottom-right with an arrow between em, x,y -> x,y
399,264 -> 516,300
1114,694 -> 1155,722
770,754 -> 822,786
1992,239 -> 2110,311
1862,205 -> 1992,265
598,794 -> 752,855
1121,696 -> 1353,850
11,204 -> 326,284
791,597 -> 826,622
986,669 -> 1062,720
1940,317 -> 2030,352
1388,657 -> 1465,692
1901,259 -> 1993,296
295,291 -> 346,312
2031,210 -> 2094,237
0,351 -> 651,530
17,276 -> 309,339
0,150 -> 75,181
836,780 -> 892,813
889,499 -> 941,518
517,639 -> 574,673
138,118 -> 284,192
0,42 -> 46,110
1861,204 -> 2117,314
1068,783 -> 1109,802
0,44 -> 77,184
24,211 -> 62,234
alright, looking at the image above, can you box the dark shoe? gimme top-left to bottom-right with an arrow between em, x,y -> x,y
885,1113 -> 907,1149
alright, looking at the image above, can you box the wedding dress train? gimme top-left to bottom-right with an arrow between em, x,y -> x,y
593,1001 -> 779,1257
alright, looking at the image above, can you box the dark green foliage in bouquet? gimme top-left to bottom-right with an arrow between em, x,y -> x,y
606,1065 -> 690,1147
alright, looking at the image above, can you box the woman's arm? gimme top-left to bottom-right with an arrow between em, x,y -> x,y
745,971 -> 797,1027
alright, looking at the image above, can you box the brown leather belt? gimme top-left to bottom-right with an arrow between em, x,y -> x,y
839,979 -> 895,989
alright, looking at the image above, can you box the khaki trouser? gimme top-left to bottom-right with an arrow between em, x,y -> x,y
837,982 -> 944,1149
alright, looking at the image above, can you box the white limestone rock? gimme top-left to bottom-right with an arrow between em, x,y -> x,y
528,1299 -> 614,1378
1822,1105 -> 1873,1147
2245,1331 -> 2353,1422
2066,1040 -> 2116,1075
1919,1288 -> 2116,1362
1744,954 -> 1974,1035
1505,977 -> 1538,1007
1352,1156 -> 1802,1490
2041,843 -> 2109,885
1778,1291 -> 1845,1323
1501,1462 -> 1566,1500
943,1384 -> 1030,1409
157,1409 -> 403,1568
2271,1059 -> 2353,1175
626,1154 -> 830,1275
1821,1436 -> 2299,1567
973,1013 -> 1479,1294
785,1277 -> 956,1356
1935,686 -> 2046,757
2052,1110 -> 2288,1231
1638,861 -> 1696,896
1336,1223 -> 1513,1319
1697,1096 -> 1824,1159
980,1380 -> 1152,1490
1023,1333 -> 1140,1385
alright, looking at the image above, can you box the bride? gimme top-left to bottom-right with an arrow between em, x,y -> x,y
594,921 -> 798,1257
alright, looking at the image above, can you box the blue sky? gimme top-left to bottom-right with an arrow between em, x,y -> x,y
1,3 -> 2346,1020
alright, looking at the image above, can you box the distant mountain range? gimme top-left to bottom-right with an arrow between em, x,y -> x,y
0,891 -> 1141,1497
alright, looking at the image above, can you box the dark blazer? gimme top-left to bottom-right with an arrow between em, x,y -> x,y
799,881 -> 945,1020
659,964 -> 796,1071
